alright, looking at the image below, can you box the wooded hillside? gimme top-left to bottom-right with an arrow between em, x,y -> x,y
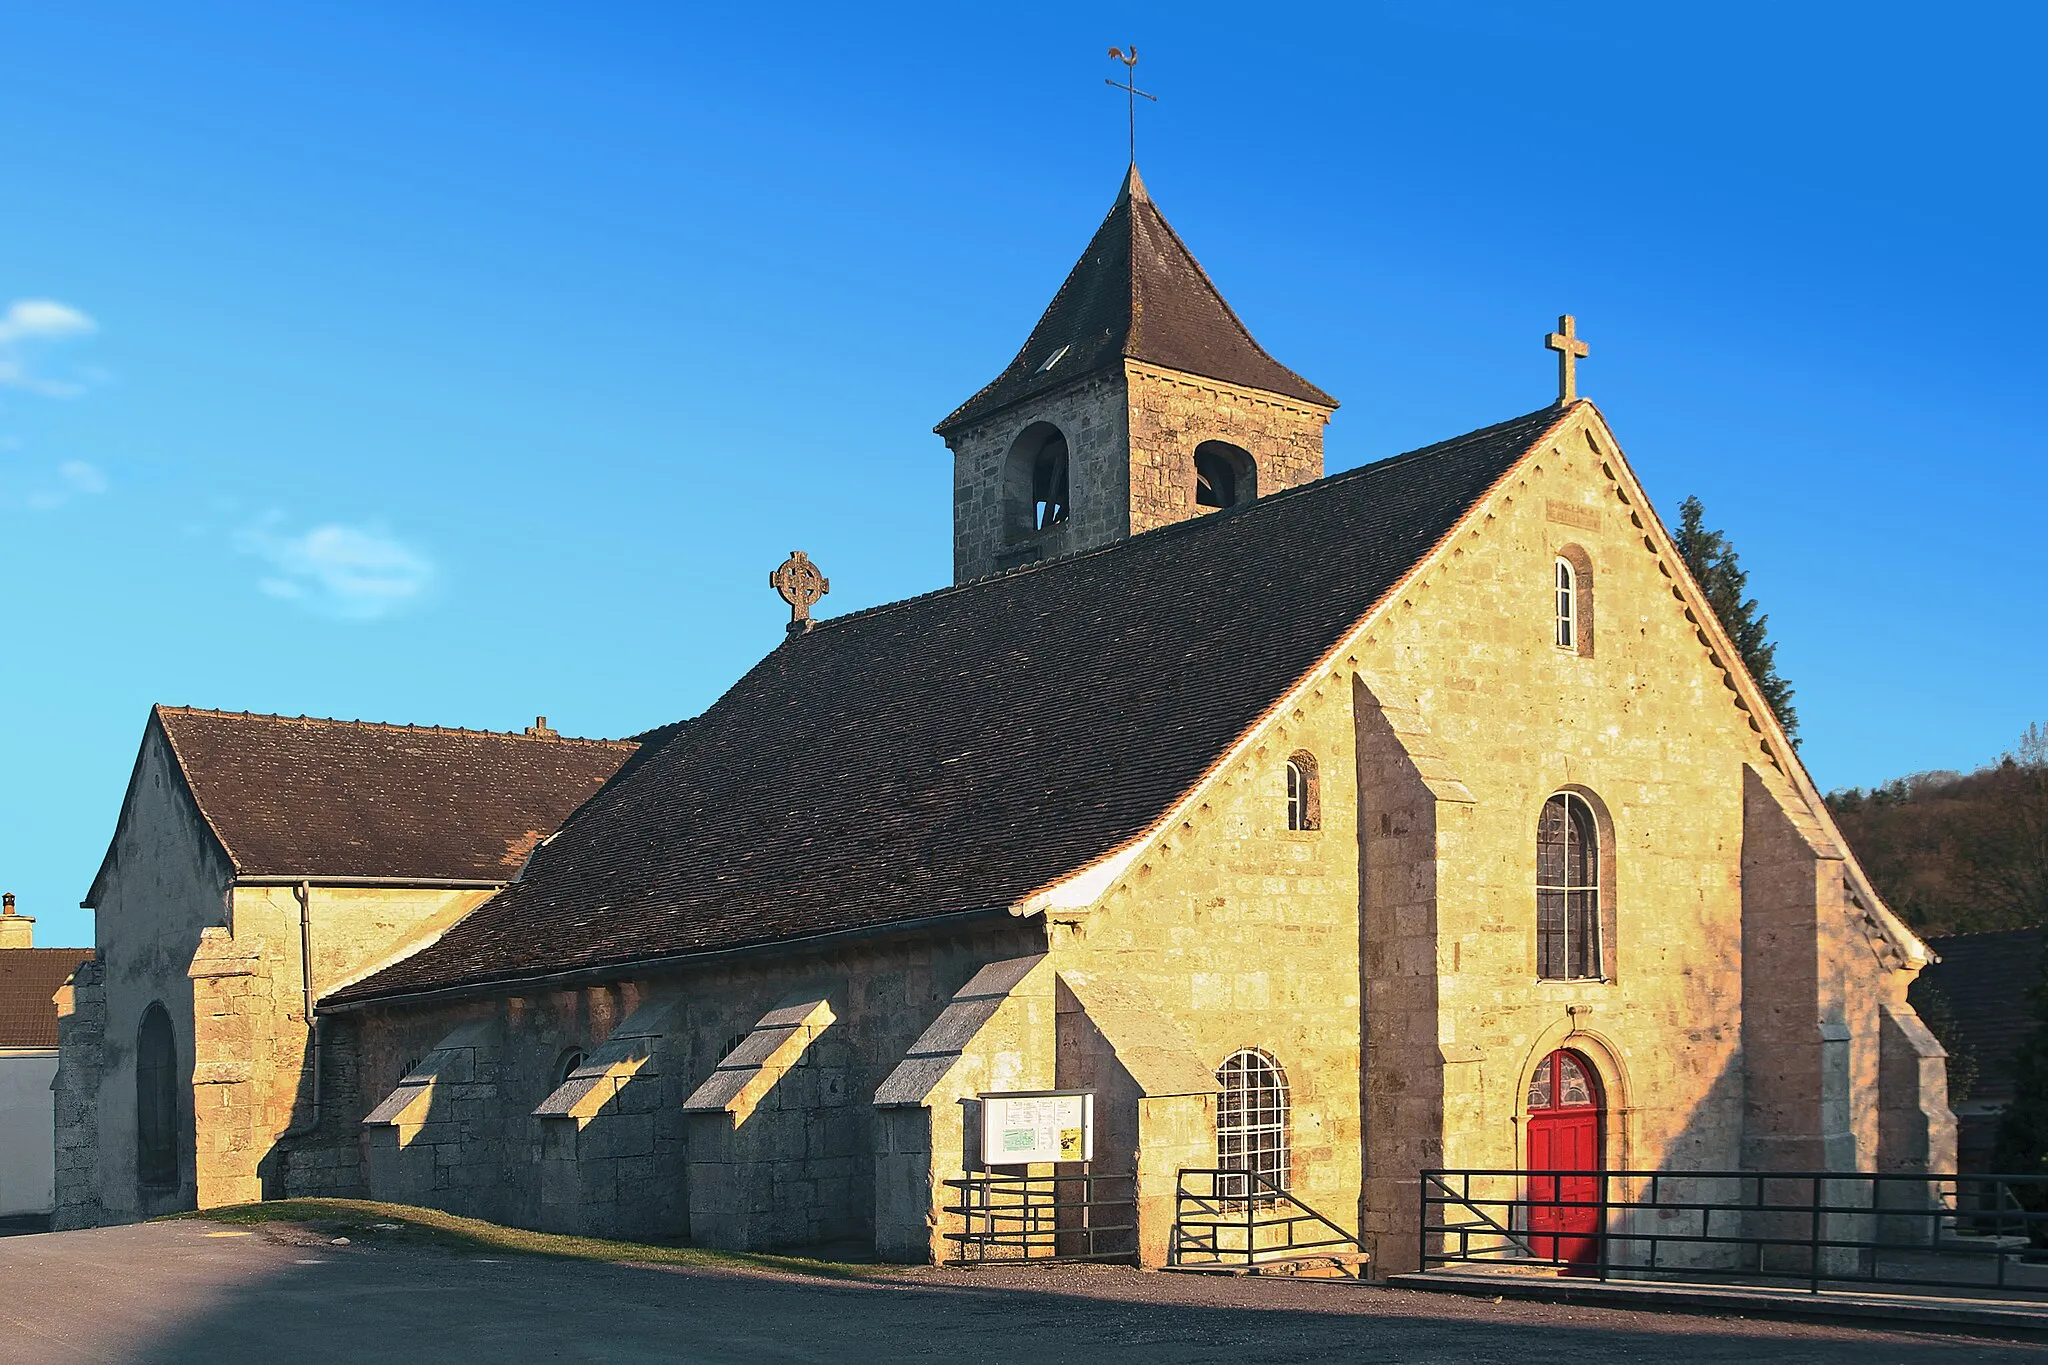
1828,724 -> 2048,937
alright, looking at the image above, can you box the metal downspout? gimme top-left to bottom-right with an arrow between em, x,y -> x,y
283,879 -> 320,1136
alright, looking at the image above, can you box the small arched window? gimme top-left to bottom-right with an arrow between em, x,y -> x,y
1555,557 -> 1577,650
553,1048 -> 587,1090
1285,751 -> 1320,831
1216,1048 -> 1290,1198
1537,792 -> 1602,981
1194,441 -> 1256,510
135,1002 -> 178,1188
1004,422 -> 1072,538
1554,546 -> 1594,656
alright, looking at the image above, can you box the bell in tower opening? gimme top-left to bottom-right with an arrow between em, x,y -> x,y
936,166 -> 1337,584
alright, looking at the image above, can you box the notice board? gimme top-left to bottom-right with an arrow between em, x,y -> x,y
979,1090 -> 1094,1166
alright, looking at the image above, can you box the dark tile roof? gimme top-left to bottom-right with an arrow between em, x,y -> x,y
333,404 -> 1571,1005
1914,926 -> 2048,1103
937,166 -> 1336,434
0,948 -> 94,1048
88,710 -> 638,897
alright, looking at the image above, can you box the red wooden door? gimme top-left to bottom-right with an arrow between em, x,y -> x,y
1525,1050 -> 1603,1270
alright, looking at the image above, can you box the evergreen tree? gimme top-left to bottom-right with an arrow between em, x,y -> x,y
1673,496 -> 1799,742
1996,948 -> 2048,1231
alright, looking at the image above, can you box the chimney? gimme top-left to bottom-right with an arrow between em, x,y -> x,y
524,716 -> 558,739
0,892 -> 32,949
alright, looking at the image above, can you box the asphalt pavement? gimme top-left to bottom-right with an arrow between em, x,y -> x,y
0,1219 -> 2036,1363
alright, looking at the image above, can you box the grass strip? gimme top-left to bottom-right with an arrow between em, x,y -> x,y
169,1198 -> 873,1279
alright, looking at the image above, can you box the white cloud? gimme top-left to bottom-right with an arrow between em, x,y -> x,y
0,299 -> 99,396
235,515 -> 436,620
0,300 -> 96,344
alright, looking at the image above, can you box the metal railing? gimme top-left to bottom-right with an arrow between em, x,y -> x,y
1421,1168 -> 2048,1298
1170,1168 -> 1365,1273
942,1170 -> 1136,1266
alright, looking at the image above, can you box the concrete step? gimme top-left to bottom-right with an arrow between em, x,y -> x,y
1392,1268 -> 2048,1339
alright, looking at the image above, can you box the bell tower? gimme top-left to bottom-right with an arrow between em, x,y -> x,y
936,166 -> 1337,583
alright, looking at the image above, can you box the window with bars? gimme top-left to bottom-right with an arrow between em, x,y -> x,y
1285,752 -> 1320,832
1537,791 -> 1602,980
1216,1048 -> 1290,1199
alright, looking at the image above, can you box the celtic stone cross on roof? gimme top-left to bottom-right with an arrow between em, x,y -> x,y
771,550 -> 830,634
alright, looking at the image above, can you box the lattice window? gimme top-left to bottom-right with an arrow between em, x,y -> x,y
1216,1048 -> 1290,1199
1537,792 -> 1602,980
135,1002 -> 178,1188
1285,752 -> 1320,832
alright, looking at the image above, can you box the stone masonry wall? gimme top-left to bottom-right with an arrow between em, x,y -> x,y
944,362 -> 1331,584
208,883 -> 495,1208
305,921 -> 1046,1249
1340,406 -> 1946,1269
66,723 -> 234,1226
50,958 -> 105,1229
1045,665 -> 1366,1240
945,371 -> 1129,583
1123,361 -> 1329,534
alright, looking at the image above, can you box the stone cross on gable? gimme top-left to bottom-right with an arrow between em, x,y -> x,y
1545,314 -> 1590,406
771,551 -> 830,634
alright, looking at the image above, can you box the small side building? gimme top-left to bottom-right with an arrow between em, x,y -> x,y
1912,926 -> 2048,1172
53,708 -> 637,1228
0,895 -> 94,1227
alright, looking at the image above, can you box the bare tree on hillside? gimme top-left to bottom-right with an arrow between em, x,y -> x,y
1828,723 -> 2048,935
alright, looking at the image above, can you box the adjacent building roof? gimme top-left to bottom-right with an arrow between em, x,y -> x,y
86,710 -> 639,903
936,166 -> 1336,434
1914,926 -> 2048,1104
0,948 -> 94,1048
333,403 -> 1571,1006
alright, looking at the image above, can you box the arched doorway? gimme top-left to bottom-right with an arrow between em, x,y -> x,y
1525,1048 -> 1602,1269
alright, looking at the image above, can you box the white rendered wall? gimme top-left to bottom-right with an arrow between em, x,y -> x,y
0,1051 -> 59,1216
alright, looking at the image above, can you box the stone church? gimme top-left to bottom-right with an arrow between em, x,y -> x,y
55,166 -> 1954,1273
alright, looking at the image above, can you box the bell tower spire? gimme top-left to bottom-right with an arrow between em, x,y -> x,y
936,169 -> 1337,583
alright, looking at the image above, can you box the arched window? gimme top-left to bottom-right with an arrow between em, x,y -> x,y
1537,792 -> 1602,980
1554,557 -> 1577,650
135,1002 -> 178,1188
1555,546 -> 1594,656
553,1048 -> 587,1090
1285,751 -> 1320,832
1216,1048 -> 1289,1198
1194,440 -> 1256,510
1526,1049 -> 1601,1113
1004,422 -> 1072,538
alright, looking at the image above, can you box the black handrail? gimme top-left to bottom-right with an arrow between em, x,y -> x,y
943,1169 -> 1137,1266
1420,1168 -> 2048,1299
1171,1167 -> 1365,1272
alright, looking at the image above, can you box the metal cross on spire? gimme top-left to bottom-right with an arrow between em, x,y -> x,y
1105,46 -> 1157,166
1545,314 -> 1591,406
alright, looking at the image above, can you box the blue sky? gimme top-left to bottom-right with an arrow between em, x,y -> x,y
4,3 -> 2041,948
